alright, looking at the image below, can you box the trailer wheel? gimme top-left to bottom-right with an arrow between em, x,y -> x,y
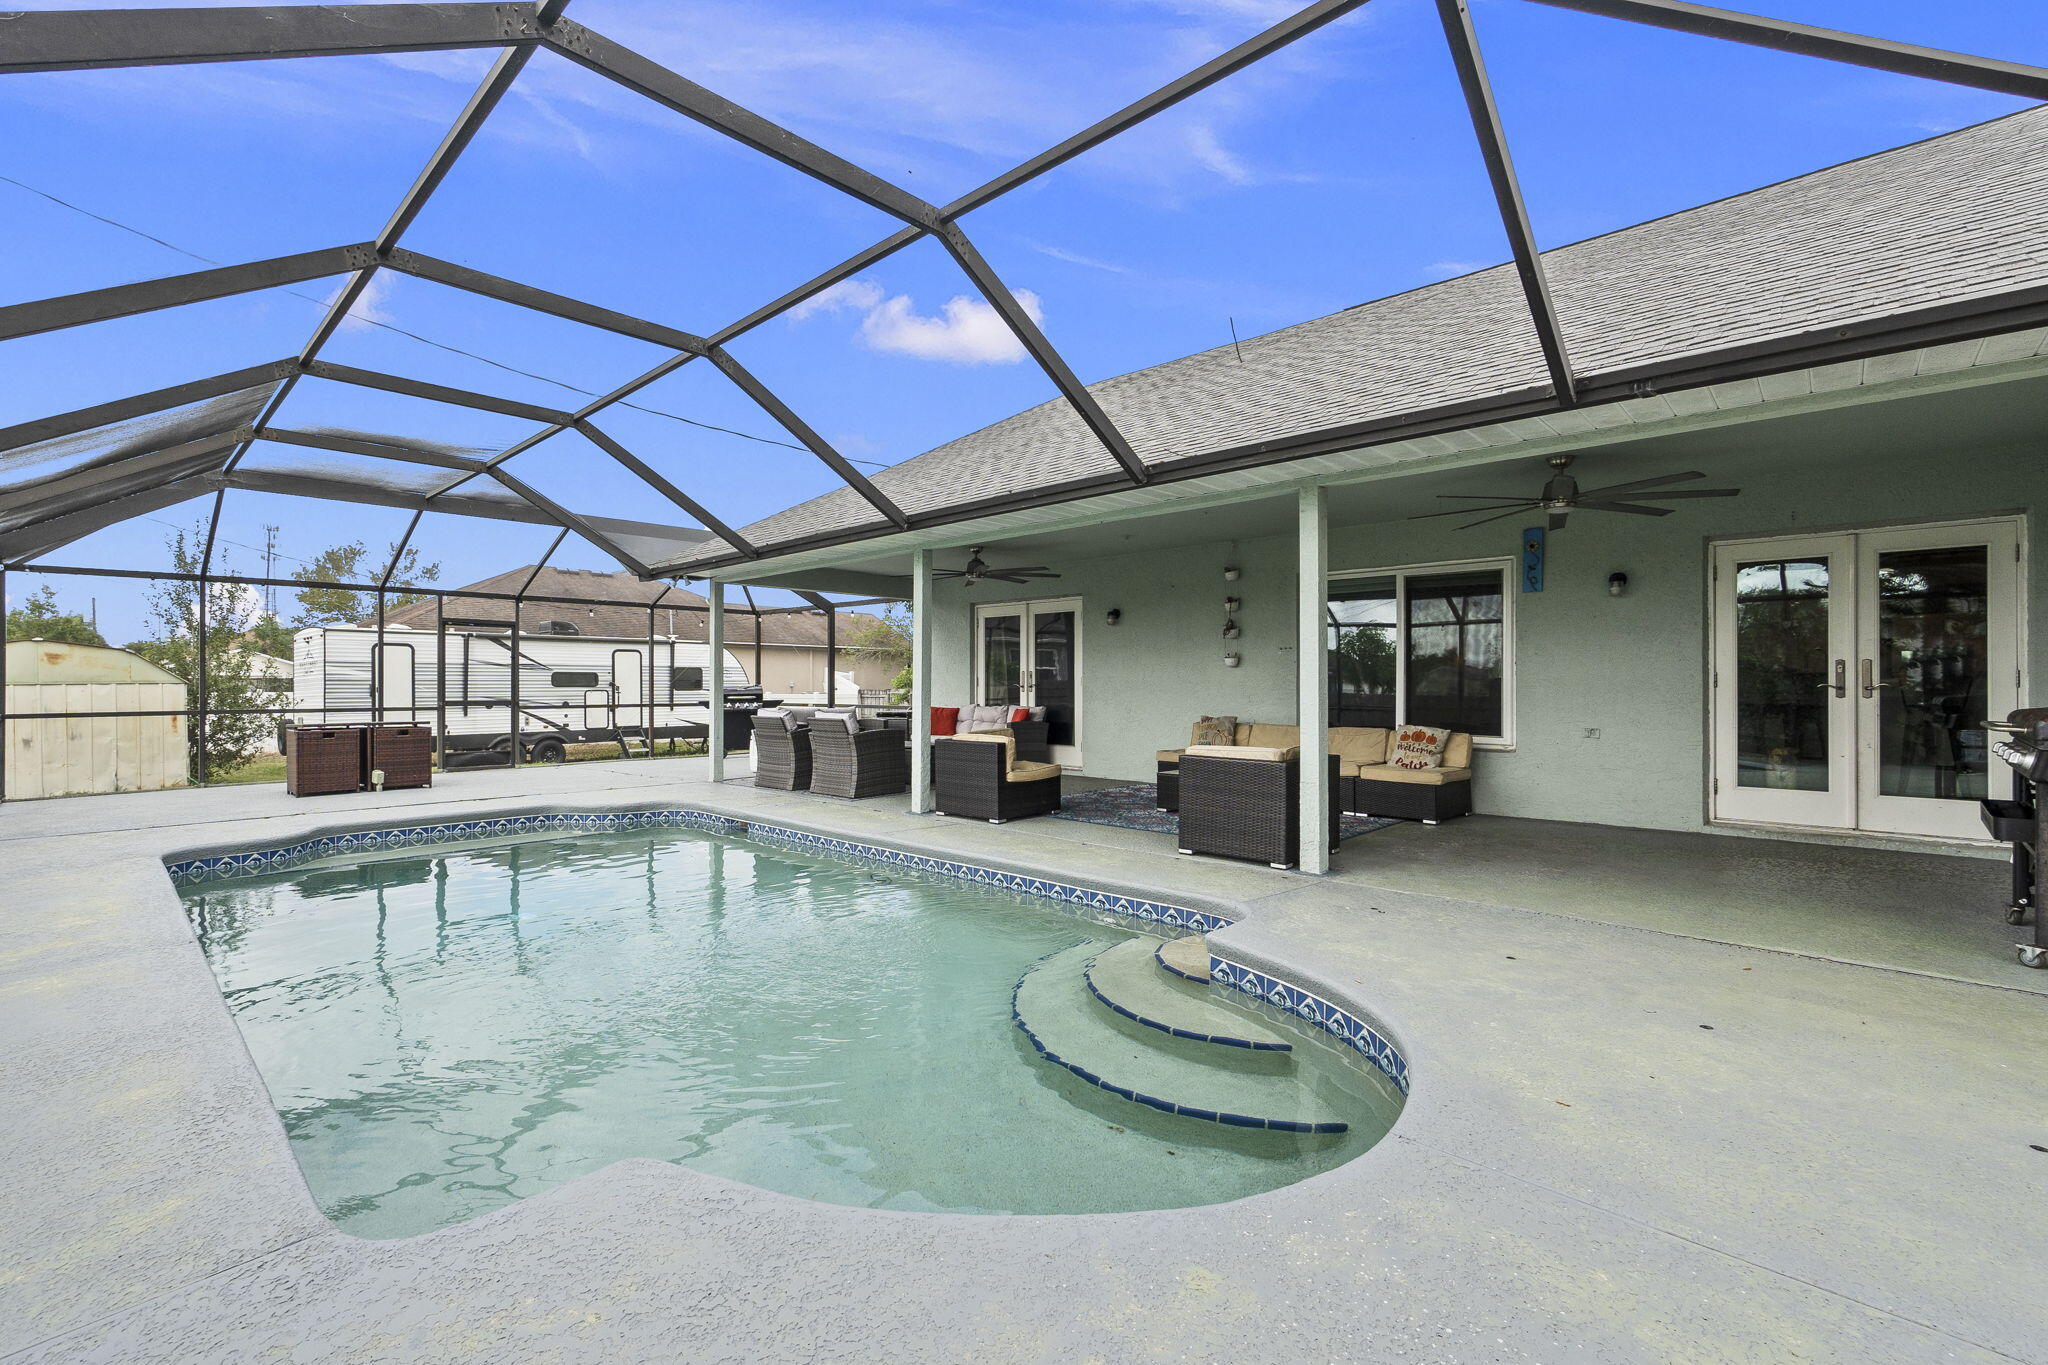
528,736 -> 567,765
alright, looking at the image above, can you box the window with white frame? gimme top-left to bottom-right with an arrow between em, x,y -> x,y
1328,559 -> 1513,744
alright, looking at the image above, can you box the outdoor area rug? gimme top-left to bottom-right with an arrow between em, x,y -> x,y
1049,784 -> 1403,840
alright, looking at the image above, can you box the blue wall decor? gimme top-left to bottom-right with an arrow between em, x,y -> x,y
1521,526 -> 1546,593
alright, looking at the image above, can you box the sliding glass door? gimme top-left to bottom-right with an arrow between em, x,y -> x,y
974,597 -> 1082,766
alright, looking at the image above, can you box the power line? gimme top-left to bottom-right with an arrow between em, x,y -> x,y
2,174 -> 888,467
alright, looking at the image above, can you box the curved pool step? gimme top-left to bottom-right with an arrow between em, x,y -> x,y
1156,934 -> 1211,982
1014,945 -> 1348,1134
1085,939 -> 1292,1053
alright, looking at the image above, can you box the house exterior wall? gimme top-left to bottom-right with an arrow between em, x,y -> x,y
740,644 -> 898,698
931,436 -> 2048,835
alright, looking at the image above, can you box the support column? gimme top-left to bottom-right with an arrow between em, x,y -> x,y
825,606 -> 837,708
909,548 -> 934,814
707,580 -> 726,782
1298,484 -> 1330,874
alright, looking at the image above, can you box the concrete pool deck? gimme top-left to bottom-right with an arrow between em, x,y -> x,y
3,760 -> 2044,1362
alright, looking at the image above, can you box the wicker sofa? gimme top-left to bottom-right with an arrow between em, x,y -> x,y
1158,721 -> 1474,824
938,704 -> 1052,764
751,712 -> 812,791
808,713 -> 911,799
932,731 -> 1063,823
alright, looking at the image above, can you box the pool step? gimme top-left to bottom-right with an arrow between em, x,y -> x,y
1013,945 -> 1347,1134
1156,933 -> 1212,982
1084,939 -> 1292,1053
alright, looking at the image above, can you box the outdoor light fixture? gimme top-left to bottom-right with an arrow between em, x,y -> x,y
1223,652 -> 1242,668
1224,566 -> 1241,582
1105,608 -> 1122,626
1609,572 -> 1629,597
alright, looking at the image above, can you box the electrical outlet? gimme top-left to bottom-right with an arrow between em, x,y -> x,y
1583,727 -> 1601,740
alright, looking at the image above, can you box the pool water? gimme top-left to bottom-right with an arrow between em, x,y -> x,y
181,827 -> 1401,1238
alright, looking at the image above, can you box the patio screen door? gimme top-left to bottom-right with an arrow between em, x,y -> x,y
1711,520 -> 2018,840
974,598 -> 1081,766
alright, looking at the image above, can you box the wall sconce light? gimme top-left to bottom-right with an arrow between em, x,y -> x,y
1223,651 -> 1242,668
1223,596 -> 1241,614
1223,565 -> 1241,582
1105,607 -> 1122,626
1608,572 -> 1629,597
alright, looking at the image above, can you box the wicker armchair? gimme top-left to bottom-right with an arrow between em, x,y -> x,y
752,714 -> 812,791
1177,753 -> 1340,869
932,734 -> 1063,823
809,719 -> 910,798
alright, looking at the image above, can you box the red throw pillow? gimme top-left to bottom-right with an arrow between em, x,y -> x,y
931,706 -> 959,736
1010,707 -> 1032,723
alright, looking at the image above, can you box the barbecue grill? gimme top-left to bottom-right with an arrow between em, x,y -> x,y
1981,707 -> 2048,968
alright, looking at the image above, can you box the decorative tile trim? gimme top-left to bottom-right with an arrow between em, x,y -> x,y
165,808 -> 1406,1094
1209,958 -> 1410,1095
1153,940 -> 1210,984
1010,952 -> 1346,1135
1082,958 -> 1290,1053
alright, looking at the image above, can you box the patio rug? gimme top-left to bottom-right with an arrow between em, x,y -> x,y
1048,784 -> 1402,840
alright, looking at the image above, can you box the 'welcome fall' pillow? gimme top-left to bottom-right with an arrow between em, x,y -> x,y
1391,724 -> 1449,770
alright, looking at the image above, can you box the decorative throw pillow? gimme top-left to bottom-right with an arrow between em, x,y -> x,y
1391,724 -> 1449,770
1191,715 -> 1236,747
814,709 -> 861,734
930,707 -> 959,736
1010,707 -> 1033,723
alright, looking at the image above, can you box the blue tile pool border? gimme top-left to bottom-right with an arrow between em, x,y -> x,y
165,808 -> 1406,1093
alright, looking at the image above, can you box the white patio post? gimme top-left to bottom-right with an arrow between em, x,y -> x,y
1298,484 -> 1330,874
909,548 -> 936,813
707,580 -> 726,783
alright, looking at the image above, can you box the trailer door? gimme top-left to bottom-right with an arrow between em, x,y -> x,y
613,650 -> 645,728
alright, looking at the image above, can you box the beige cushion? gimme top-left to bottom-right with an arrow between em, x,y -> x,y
1328,727 -> 1389,766
1244,723 -> 1299,751
1005,759 -> 1063,784
1184,743 -> 1298,762
1338,759 -> 1368,778
946,731 -> 1015,764
1156,748 -> 1186,764
1355,763 -> 1471,786
1444,732 -> 1473,768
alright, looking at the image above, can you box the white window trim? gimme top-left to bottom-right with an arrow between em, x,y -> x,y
1328,555 -> 1516,750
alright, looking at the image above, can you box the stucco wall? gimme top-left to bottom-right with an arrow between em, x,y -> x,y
932,436 -> 2047,834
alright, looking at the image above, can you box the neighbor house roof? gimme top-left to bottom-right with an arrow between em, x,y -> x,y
668,106 -> 2048,570
376,567 -> 884,646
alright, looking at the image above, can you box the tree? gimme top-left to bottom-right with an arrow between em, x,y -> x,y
843,605 -> 913,701
291,540 -> 440,626
127,521 -> 273,782
243,614 -> 296,660
5,584 -> 106,647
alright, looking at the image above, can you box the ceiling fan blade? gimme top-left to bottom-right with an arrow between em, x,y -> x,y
983,574 -> 1032,583
1576,471 -> 1705,497
1547,509 -> 1568,531
1000,565 -> 1054,574
1454,507 -> 1534,531
1011,571 -> 1062,579
1576,500 -> 1674,516
932,569 -> 968,578
1408,501 -> 1535,521
1630,487 -> 1740,499
1433,492 -> 1547,501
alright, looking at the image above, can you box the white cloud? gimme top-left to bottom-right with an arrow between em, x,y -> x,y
787,277 -> 886,321
1029,242 -> 1133,275
860,290 -> 1042,365
328,272 -> 396,333
1183,123 -> 1255,185
1424,259 -> 1494,279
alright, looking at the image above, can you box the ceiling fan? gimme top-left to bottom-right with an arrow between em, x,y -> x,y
1410,454 -> 1741,531
932,546 -> 1062,586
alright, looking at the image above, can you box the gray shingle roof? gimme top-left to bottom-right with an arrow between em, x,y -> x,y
675,106 -> 2048,569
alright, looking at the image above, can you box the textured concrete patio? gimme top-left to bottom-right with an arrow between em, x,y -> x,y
3,760 -> 2043,1362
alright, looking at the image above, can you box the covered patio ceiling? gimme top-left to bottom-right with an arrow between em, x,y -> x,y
3,1 -> 2046,590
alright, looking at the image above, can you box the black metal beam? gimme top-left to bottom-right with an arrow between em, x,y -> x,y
381,249 -> 710,353
0,3 -> 539,75
541,19 -> 941,229
938,224 -> 1148,482
575,421 -> 757,556
256,427 -> 485,471
0,479 -> 214,563
0,431 -> 246,514
486,466 -> 653,576
0,244 -> 374,343
224,467 -> 561,524
301,360 -> 575,424
1435,0 -> 1576,402
703,347 -> 909,527
1522,0 -> 2048,102
0,361 -> 291,455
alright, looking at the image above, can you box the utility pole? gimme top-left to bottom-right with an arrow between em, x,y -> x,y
261,525 -> 280,616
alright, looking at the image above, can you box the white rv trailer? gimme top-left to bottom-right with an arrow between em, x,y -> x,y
291,624 -> 753,765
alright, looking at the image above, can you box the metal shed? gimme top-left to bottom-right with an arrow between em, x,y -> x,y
3,641 -> 188,799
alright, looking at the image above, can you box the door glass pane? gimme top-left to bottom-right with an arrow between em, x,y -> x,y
1031,610 -> 1076,748
980,614 -> 1021,707
1734,559 -> 1832,791
1876,546 -> 1989,801
1328,577 -> 1397,729
1404,570 -> 1505,736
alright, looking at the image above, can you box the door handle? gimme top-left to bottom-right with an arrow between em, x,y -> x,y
1815,659 -> 1846,698
1859,658 -> 1893,699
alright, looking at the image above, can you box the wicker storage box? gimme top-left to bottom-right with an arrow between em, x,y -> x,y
1177,753 -> 1339,868
286,726 -> 364,797
365,725 -> 433,790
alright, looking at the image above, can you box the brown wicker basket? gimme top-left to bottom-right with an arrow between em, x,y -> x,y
286,726 -> 364,797
366,725 -> 433,790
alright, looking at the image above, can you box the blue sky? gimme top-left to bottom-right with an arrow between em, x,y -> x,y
3,0 -> 2044,644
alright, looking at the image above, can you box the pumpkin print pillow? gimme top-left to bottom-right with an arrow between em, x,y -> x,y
1391,724 -> 1449,770
1191,715 -> 1237,747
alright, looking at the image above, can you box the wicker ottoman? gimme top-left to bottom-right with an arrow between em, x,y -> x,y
1177,752 -> 1339,869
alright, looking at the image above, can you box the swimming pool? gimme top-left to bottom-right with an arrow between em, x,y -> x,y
178,821 -> 1404,1238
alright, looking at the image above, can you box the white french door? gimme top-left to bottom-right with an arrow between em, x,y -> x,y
973,597 -> 1082,767
1712,519 -> 2020,840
